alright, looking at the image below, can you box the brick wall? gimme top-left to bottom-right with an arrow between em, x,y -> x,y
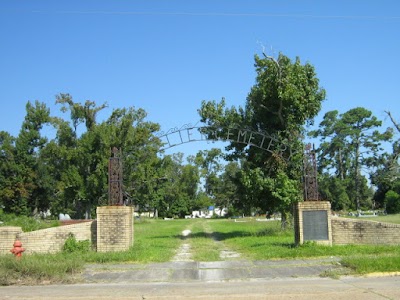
0,226 -> 23,254
332,217 -> 400,245
0,221 -> 96,255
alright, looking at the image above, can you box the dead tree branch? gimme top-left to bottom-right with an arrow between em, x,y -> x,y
385,110 -> 400,133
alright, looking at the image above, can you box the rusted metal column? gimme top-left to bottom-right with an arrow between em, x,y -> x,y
303,143 -> 319,201
108,147 -> 123,206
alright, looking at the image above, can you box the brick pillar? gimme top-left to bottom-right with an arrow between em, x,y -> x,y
0,226 -> 23,254
294,201 -> 332,246
96,206 -> 134,252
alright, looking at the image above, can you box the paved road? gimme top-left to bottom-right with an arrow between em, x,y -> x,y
1,276 -> 399,299
83,258 -> 344,283
1,258 -> 399,299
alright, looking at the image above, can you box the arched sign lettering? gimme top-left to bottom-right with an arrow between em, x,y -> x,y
156,124 -> 297,160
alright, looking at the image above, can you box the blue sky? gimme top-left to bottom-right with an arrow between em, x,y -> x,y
1,1 -> 399,157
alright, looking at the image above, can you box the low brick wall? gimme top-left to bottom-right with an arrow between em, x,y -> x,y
332,217 -> 400,245
0,227 -> 23,254
0,221 -> 96,255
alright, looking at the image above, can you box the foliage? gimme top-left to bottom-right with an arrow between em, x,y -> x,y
341,255 -> 400,275
0,253 -> 83,286
198,52 -> 326,221
0,209 -> 59,232
385,190 -> 400,214
309,108 -> 393,210
62,233 -> 91,253
2,218 -> 400,285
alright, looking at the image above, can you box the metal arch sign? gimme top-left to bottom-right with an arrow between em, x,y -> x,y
156,124 -> 297,160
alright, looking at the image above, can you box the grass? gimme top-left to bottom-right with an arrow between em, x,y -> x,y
0,209 -> 60,232
189,219 -> 224,261
341,255 -> 400,274
1,215 -> 400,285
0,253 -> 84,286
345,213 -> 400,224
205,218 -> 400,261
82,218 -> 188,263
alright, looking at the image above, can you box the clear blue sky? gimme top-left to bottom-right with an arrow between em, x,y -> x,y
1,1 -> 399,157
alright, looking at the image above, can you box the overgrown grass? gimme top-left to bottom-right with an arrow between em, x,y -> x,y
2,215 -> 400,285
0,217 -> 190,285
81,218 -> 190,263
0,253 -> 83,286
189,219 -> 223,261
0,209 -> 60,232
204,218 -> 400,275
341,255 -> 400,274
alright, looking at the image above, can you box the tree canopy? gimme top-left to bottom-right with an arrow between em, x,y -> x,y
1,52 -> 399,220
198,52 -> 326,223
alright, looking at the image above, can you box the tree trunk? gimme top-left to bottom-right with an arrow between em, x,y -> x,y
280,210 -> 288,230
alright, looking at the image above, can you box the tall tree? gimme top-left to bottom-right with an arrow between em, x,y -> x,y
55,93 -> 107,133
199,52 -> 326,225
0,131 -> 19,213
11,101 -> 51,214
310,108 -> 393,210
370,112 -> 400,210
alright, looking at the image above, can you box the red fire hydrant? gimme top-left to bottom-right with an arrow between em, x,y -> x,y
10,240 -> 25,258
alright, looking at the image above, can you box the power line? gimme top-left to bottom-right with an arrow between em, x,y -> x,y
3,10 -> 400,20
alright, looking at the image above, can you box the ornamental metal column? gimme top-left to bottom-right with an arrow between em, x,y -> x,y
303,143 -> 318,201
97,147 -> 134,252
294,143 -> 332,246
108,147 -> 123,206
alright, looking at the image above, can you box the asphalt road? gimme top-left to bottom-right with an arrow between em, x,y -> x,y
1,276 -> 400,299
2,257 -> 400,299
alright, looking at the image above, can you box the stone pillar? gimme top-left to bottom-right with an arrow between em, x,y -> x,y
0,226 -> 23,254
294,201 -> 332,246
96,206 -> 134,252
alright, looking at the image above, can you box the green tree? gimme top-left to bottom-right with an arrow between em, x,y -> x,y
0,131 -> 20,213
195,148 -> 223,200
214,161 -> 241,213
310,108 -> 393,210
10,101 -> 51,215
385,189 -> 400,214
154,153 -> 201,218
318,175 -> 351,211
56,93 -> 107,132
51,96 -> 109,218
199,52 -> 326,225
107,107 -> 162,214
371,112 -> 400,209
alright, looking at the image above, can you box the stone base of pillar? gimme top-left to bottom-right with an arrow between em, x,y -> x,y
96,206 -> 134,252
294,201 -> 332,246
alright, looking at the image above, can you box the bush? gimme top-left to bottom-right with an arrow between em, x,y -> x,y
62,233 -> 91,253
385,190 -> 400,214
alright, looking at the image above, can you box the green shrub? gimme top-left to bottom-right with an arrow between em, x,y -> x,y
385,190 -> 400,214
62,233 -> 91,253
